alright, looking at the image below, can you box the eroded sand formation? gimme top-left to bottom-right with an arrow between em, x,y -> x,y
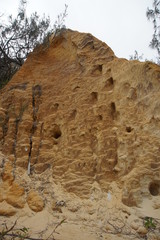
0,29 -> 160,239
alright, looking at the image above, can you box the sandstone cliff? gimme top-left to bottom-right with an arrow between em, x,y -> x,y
0,29 -> 160,239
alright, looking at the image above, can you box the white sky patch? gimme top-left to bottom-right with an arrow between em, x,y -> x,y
0,0 -> 157,61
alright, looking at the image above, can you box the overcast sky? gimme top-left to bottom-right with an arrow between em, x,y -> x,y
1,0 -> 157,61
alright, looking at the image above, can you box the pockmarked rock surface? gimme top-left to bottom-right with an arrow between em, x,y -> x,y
0,29 -> 160,239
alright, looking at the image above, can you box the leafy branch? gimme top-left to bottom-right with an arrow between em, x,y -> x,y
146,0 -> 160,63
0,0 -> 68,89
0,218 -> 66,240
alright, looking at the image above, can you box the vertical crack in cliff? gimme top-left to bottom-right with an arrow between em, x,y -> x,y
13,103 -> 28,178
2,112 -> 9,145
28,85 -> 41,175
28,88 -> 36,175
34,122 -> 43,167
12,117 -> 19,178
0,157 -> 5,182
31,122 -> 44,174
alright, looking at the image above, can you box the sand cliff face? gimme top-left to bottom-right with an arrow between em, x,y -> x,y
0,30 -> 160,239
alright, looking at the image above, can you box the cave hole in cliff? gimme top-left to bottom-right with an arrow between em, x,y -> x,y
92,64 -> 103,75
105,77 -> 114,89
126,126 -> 132,133
108,77 -> 113,84
110,102 -> 116,119
98,115 -> 103,120
149,182 -> 160,196
98,64 -> 103,72
52,125 -> 62,139
91,92 -> 98,102
53,103 -> 59,111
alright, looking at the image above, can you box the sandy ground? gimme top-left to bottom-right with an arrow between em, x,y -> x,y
0,179 -> 160,240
